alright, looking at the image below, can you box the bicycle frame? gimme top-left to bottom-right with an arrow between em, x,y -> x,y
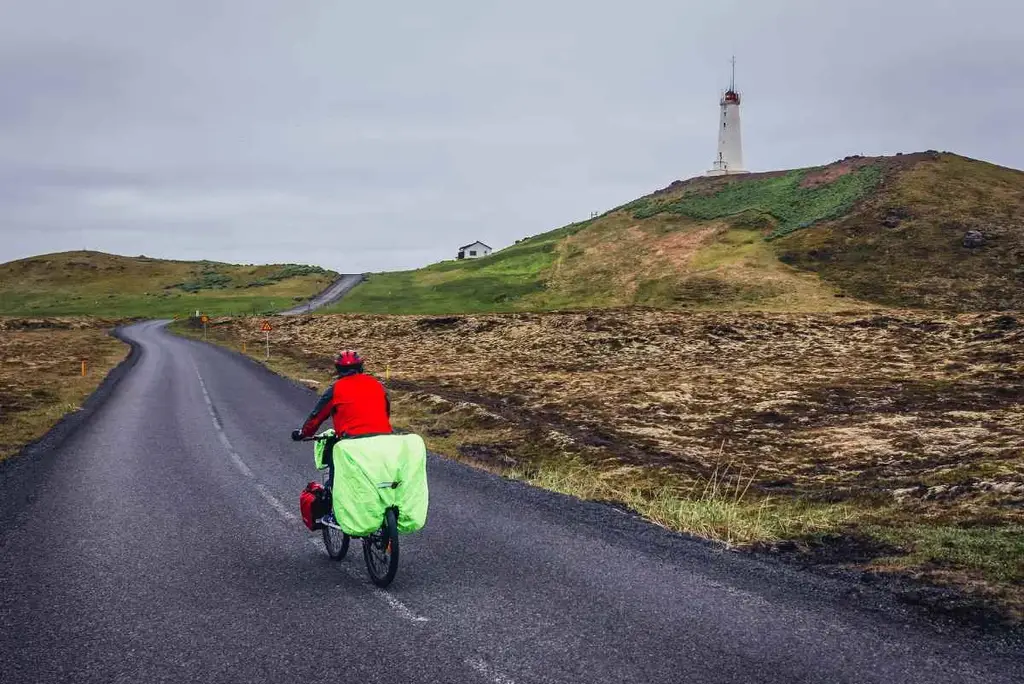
301,430 -> 402,588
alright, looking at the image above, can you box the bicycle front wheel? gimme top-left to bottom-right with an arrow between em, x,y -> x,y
322,524 -> 349,561
363,508 -> 399,588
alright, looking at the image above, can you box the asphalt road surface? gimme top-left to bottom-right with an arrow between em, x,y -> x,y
1,322 -> 1020,683
278,273 -> 366,315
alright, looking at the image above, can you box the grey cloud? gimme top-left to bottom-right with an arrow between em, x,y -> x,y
1,0 -> 1021,273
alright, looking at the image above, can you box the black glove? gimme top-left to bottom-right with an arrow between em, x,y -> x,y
291,429 -> 303,442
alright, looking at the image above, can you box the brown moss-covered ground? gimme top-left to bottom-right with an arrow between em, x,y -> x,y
193,310 -> 1023,625
0,318 -> 128,460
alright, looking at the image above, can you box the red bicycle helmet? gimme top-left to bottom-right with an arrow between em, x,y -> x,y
334,350 -> 364,372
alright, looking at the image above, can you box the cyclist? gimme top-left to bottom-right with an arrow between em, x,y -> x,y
291,350 -> 393,486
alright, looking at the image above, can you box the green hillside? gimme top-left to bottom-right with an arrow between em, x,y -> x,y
0,251 -> 338,317
329,152 -> 1024,314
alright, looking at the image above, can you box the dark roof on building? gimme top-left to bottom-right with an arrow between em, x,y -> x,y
458,241 -> 492,251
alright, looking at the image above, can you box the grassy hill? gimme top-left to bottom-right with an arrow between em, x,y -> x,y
0,251 -> 338,317
329,152 -> 1024,314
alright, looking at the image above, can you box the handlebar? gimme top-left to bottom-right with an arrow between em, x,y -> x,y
292,430 -> 335,442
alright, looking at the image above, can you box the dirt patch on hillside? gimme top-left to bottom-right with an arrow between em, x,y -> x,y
799,153 -> 933,190
800,156 -> 875,188
0,318 -> 127,460
654,224 -> 723,269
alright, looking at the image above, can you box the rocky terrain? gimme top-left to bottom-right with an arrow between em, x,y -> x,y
211,311 -> 1022,514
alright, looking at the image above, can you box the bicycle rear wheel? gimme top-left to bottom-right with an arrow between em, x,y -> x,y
363,508 -> 399,588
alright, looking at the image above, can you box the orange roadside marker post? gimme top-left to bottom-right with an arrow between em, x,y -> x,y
81,359 -> 87,377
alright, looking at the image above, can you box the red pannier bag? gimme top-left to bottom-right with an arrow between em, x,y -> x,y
300,481 -> 328,531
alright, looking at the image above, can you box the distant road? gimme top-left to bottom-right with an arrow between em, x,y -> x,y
279,273 -> 366,315
0,321 -> 1021,683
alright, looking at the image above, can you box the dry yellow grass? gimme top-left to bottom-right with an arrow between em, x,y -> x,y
0,318 -> 128,460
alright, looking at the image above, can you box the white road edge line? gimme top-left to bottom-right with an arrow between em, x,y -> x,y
465,657 -> 516,684
339,564 -> 429,623
256,484 -> 299,522
194,365 -> 253,478
302,539 -> 430,624
195,364 -> 295,522
373,587 -> 430,624
194,365 -> 300,521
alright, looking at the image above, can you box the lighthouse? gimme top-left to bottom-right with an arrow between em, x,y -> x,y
707,57 -> 747,176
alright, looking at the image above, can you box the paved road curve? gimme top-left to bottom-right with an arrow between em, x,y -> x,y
278,273 -> 365,315
1,322 -> 1020,683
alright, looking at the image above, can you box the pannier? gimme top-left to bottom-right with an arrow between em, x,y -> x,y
299,481 -> 330,531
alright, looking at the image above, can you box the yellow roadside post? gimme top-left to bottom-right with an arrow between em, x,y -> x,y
81,359 -> 87,377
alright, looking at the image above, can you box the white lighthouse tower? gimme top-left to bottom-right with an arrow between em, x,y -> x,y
707,57 -> 747,176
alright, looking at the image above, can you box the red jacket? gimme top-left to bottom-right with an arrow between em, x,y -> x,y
299,372 -> 393,439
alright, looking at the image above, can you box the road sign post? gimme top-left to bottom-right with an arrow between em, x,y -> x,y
260,321 -> 273,359
201,315 -> 209,340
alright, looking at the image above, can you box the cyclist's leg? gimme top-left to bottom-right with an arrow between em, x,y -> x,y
325,435 -> 339,489
324,436 -> 340,521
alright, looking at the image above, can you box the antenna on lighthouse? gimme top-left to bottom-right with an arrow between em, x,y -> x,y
730,55 -> 736,92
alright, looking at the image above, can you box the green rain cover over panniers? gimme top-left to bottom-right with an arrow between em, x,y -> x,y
313,433 -> 332,471
313,431 -> 429,537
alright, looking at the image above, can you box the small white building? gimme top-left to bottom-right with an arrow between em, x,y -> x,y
457,241 -> 492,260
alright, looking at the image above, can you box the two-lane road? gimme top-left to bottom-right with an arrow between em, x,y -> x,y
1,322 -> 1020,683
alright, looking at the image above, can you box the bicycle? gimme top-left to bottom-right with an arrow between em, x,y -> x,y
304,433 -> 400,588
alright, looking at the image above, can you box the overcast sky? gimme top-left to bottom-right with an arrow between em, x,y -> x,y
1,1 -> 1021,273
